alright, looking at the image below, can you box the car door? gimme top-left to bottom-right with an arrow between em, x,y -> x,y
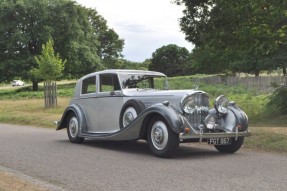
77,75 -> 99,133
78,73 -> 124,133
94,73 -> 124,133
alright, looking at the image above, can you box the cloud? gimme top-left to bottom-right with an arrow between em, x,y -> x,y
116,23 -> 155,33
75,0 -> 193,62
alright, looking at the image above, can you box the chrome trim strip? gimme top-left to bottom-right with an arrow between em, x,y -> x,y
179,131 -> 250,140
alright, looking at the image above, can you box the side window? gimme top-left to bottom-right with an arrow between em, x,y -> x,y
100,74 -> 121,92
81,76 -> 96,94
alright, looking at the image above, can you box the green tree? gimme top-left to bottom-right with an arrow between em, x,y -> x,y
0,0 -> 124,90
107,59 -> 149,70
87,9 -> 124,68
33,39 -> 65,82
267,86 -> 287,115
0,0 -> 53,89
121,59 -> 149,70
149,44 -> 191,76
49,2 -> 101,79
175,0 -> 287,76
190,45 -> 230,74
141,59 -> 151,70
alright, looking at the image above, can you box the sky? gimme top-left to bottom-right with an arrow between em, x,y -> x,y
75,0 -> 193,62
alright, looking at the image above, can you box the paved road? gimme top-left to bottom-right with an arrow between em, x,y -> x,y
0,124 -> 287,191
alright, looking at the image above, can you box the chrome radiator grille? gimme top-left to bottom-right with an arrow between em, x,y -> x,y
184,93 -> 209,129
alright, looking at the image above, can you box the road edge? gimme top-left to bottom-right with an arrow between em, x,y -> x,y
0,165 -> 65,191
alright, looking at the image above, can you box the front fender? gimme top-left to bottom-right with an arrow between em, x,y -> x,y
142,104 -> 183,134
220,104 -> 248,132
136,103 -> 183,140
229,104 -> 248,131
56,104 -> 87,134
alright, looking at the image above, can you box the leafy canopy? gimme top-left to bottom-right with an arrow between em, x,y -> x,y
0,0 -> 124,86
175,0 -> 287,76
149,44 -> 191,76
33,39 -> 65,82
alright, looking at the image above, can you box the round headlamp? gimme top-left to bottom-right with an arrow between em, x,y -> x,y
181,95 -> 197,114
204,115 -> 216,129
215,95 -> 229,114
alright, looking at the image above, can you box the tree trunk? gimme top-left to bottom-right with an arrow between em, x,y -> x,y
283,65 -> 286,76
32,81 -> 38,91
254,70 -> 260,77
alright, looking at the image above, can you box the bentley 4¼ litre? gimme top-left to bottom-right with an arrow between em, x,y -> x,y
56,70 -> 249,158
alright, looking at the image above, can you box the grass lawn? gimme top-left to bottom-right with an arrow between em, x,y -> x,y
0,97 -> 70,128
244,127 -> 287,153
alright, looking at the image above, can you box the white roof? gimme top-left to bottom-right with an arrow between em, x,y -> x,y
81,69 -> 166,79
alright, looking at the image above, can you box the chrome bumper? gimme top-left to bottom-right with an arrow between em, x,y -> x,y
179,131 -> 250,142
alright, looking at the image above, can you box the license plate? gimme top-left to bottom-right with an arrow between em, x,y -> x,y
208,138 -> 231,145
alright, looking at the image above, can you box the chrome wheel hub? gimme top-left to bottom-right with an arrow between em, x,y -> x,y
124,113 -> 134,124
154,128 -> 163,143
69,117 -> 79,138
123,107 -> 137,127
151,121 -> 168,150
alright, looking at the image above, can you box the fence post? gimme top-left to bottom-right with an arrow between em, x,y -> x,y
44,82 -> 57,108
44,82 -> 47,107
55,82 -> 57,106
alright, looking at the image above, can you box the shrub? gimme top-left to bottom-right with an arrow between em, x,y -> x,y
267,86 -> 287,115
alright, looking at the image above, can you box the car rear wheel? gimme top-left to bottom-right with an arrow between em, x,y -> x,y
119,100 -> 145,129
67,113 -> 84,144
147,116 -> 179,158
214,137 -> 244,153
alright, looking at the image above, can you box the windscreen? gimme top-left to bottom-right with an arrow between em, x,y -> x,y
119,74 -> 168,90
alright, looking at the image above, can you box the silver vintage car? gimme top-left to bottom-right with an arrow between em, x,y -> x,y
56,70 -> 249,157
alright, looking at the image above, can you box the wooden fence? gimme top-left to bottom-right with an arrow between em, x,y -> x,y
44,82 -> 57,108
193,76 -> 287,94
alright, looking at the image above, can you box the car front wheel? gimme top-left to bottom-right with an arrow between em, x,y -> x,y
214,137 -> 244,153
147,116 -> 179,158
67,113 -> 84,144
